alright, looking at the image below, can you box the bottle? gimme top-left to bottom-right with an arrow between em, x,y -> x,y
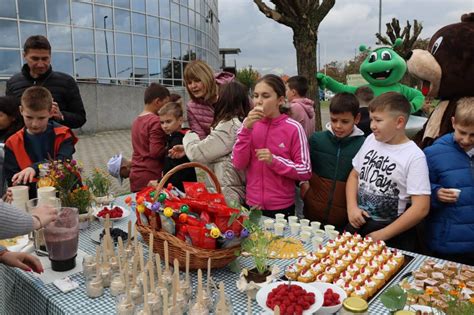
340,297 -> 369,315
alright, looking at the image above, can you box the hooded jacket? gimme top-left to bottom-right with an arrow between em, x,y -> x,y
288,98 -> 316,138
303,123 -> 365,228
186,71 -> 234,139
232,114 -> 312,210
183,118 -> 245,205
6,64 -> 86,129
423,133 -> 474,254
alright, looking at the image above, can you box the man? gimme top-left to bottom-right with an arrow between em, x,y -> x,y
6,35 -> 86,129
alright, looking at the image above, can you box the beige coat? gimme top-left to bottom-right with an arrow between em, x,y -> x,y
183,118 -> 246,205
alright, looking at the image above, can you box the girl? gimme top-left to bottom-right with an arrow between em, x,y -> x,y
183,81 -> 250,205
184,60 -> 234,139
232,74 -> 312,218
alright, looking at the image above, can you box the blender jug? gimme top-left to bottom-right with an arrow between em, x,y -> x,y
43,207 -> 79,271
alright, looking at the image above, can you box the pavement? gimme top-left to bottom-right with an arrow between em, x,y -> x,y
75,108 -> 330,195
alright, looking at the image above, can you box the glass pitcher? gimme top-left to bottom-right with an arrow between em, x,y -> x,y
26,197 -> 61,256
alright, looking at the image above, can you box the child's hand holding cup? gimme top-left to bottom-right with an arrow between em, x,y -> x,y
437,188 -> 461,203
244,105 -> 264,129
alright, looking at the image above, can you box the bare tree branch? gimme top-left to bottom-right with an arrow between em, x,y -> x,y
253,0 -> 293,27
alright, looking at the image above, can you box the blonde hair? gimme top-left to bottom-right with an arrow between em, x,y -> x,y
158,102 -> 183,118
454,98 -> 474,126
183,60 -> 216,103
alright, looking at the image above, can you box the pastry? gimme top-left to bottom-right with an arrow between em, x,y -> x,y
320,257 -> 333,267
392,250 -> 404,265
352,232 -> 362,241
380,263 -> 393,278
366,260 -> 379,273
373,254 -> 386,265
346,264 -> 359,276
315,245 -> 328,259
335,235 -> 346,246
343,283 -> 354,295
341,253 -> 353,266
349,246 -> 361,259
364,278 -> 378,296
334,259 -> 347,273
368,243 -> 381,255
295,257 -> 308,271
338,270 -> 352,282
361,249 -> 373,260
285,263 -> 299,280
316,273 -> 332,283
363,236 -> 373,244
328,249 -> 342,261
351,285 -> 368,300
333,277 -> 347,288
338,243 -> 349,255
350,273 -> 366,288
354,256 -> 367,269
325,266 -> 339,280
359,267 -> 372,279
310,262 -> 325,276
304,252 -> 319,265
298,268 -> 316,283
345,238 -> 357,248
373,269 -> 386,289
325,239 -> 337,251
381,248 -> 393,260
342,231 -> 353,240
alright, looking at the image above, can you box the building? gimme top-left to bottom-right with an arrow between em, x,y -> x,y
0,0 -> 220,87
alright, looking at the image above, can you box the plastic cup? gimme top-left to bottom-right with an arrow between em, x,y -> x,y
276,218 -> 287,226
327,230 -> 340,240
289,223 -> 300,235
274,223 -> 285,236
312,236 -> 324,250
311,221 -> 321,233
263,219 -> 274,231
301,231 -> 311,243
37,186 -> 57,201
10,185 -> 29,211
314,229 -> 326,238
288,216 -> 298,224
448,188 -> 461,198
275,213 -> 285,221
324,224 -> 335,233
301,226 -> 313,234
300,219 -> 310,227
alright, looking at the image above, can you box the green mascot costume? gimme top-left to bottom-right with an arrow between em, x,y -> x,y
317,39 -> 425,113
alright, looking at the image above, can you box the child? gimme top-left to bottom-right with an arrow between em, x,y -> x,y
184,60 -> 234,139
0,96 -> 24,196
4,86 -> 77,198
285,75 -> 315,138
159,102 -> 197,191
130,83 -> 169,192
423,102 -> 474,265
232,74 -> 312,218
345,92 -> 431,251
301,93 -> 365,230
107,153 -> 131,184
183,81 -> 250,206
355,86 -> 374,137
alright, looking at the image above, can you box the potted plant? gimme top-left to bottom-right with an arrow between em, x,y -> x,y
86,168 -> 113,205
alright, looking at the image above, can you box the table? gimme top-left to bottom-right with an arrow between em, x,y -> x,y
0,195 -> 458,314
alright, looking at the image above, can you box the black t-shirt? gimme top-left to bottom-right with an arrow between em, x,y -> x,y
357,107 -> 372,137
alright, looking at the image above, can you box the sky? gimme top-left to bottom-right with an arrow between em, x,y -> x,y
218,0 -> 474,75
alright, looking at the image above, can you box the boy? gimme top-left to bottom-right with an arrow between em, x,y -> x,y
130,83 -> 169,192
301,93 -> 365,230
107,153 -> 131,184
355,86 -> 374,137
423,102 -> 474,265
159,102 -> 197,191
4,86 -> 77,198
346,92 -> 431,251
285,75 -> 315,138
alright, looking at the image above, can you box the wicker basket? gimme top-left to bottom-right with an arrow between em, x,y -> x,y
136,162 -> 240,270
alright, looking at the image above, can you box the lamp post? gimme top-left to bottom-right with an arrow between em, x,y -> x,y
104,15 -> 112,79
378,0 -> 382,43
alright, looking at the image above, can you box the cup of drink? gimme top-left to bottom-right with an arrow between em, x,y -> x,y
314,229 -> 326,238
276,218 -> 287,226
288,216 -> 298,225
263,219 -> 274,231
324,224 -> 335,234
10,185 -> 29,211
275,213 -> 285,221
274,223 -> 285,236
327,230 -> 340,240
311,221 -> 321,233
448,188 -> 461,199
289,223 -> 301,235
300,219 -> 310,227
37,186 -> 57,201
311,236 -> 324,250
301,231 -> 311,243
301,226 -> 313,234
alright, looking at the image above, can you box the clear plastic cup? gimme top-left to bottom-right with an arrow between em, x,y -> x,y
311,236 -> 324,250
327,230 -> 340,240
300,219 -> 310,227
274,223 -> 285,236
311,221 -> 321,232
301,226 -> 313,234
301,231 -> 312,243
263,219 -> 274,231
324,224 -> 335,233
289,223 -> 301,235
275,213 -> 285,221
288,216 -> 298,224
314,229 -> 326,238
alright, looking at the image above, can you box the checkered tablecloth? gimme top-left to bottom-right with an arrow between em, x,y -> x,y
0,195 -> 459,314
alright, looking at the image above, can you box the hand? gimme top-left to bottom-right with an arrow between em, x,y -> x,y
0,251 -> 44,273
31,204 -> 58,229
367,229 -> 387,242
316,73 -> 329,87
300,182 -> 310,198
255,148 -> 273,164
347,206 -> 371,229
168,145 -> 185,159
3,188 -> 13,203
244,106 -> 264,129
437,188 -> 459,203
51,101 -> 64,121
12,167 -> 36,185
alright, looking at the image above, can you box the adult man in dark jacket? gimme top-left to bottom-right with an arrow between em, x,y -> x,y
6,35 -> 86,129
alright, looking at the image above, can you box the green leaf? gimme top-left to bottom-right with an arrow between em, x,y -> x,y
228,212 -> 239,226
380,294 -> 403,311
249,209 -> 262,223
407,289 -> 424,295
380,285 -> 407,311
227,260 -> 241,273
234,249 -> 241,257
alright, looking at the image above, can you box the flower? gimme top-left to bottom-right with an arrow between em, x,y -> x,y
449,289 -> 459,297
459,283 -> 466,289
470,297 -> 474,304
85,168 -> 111,197
426,288 -> 434,296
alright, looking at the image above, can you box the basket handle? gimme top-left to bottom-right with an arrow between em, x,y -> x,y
155,162 -> 222,195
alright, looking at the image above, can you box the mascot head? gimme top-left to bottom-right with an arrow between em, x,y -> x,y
359,38 -> 406,87
407,13 -> 474,99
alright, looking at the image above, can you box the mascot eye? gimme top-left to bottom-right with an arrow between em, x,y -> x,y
381,51 -> 392,61
431,36 -> 443,55
368,52 -> 377,63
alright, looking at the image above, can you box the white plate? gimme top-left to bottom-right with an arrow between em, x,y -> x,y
5,234 -> 29,252
310,282 -> 347,315
404,304 -> 445,314
256,281 -> 324,314
92,205 -> 130,221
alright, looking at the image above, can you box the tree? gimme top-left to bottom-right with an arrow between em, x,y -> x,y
375,18 -> 423,59
236,66 -> 261,93
254,0 -> 336,131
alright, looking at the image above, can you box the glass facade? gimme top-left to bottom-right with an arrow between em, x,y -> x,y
0,0 -> 219,87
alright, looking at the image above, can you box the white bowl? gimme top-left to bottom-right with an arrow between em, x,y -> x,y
92,205 -> 130,221
311,282 -> 347,315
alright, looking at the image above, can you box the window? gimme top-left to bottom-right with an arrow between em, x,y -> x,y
116,55 -> 132,78
160,19 -> 170,39
75,53 -> 96,79
188,28 -> 195,46
149,58 -> 161,78
180,25 -> 188,43
95,30 -> 114,54
159,0 -> 170,17
132,13 -> 146,34
172,41 -> 180,59
95,6 -> 113,30
170,2 -> 179,21
96,0 -> 112,4
114,9 -> 131,32
161,39 -> 171,59
0,0 -> 16,18
18,0 -> 45,21
131,0 -> 145,12
0,20 -> 19,49
188,10 -> 195,27
116,33 -> 131,55
133,56 -> 148,85
47,0 -> 70,24
147,16 -> 159,37
97,54 -> 115,79
147,38 -> 160,58
20,22 -> 47,44
171,22 -> 180,41
72,2 -> 93,27
51,52 -> 73,75
146,0 -> 159,16
73,28 -> 94,53
48,25 -> 72,51
114,0 -> 130,9
180,7 -> 188,25
133,35 -> 147,56
188,0 -> 195,11
0,50 -> 20,76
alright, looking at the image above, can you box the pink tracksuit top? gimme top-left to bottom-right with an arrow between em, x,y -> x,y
232,114 -> 312,210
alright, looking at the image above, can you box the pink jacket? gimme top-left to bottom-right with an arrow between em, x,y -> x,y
186,71 -> 234,139
232,114 -> 312,210
289,98 -> 315,138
